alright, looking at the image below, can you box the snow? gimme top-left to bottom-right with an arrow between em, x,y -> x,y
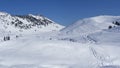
61,15 -> 120,35
0,12 -> 9,16
0,34 -> 120,68
0,11 -> 64,35
0,13 -> 120,68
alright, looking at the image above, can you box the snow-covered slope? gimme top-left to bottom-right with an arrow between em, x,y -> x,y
0,14 -> 120,68
88,26 -> 120,45
60,15 -> 120,44
0,12 -> 64,34
62,15 -> 120,35
0,11 -> 64,41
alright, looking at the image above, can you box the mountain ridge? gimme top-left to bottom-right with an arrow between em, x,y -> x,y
0,11 -> 64,34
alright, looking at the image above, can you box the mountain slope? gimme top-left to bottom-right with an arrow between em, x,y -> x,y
0,14 -> 120,68
88,26 -> 120,45
60,15 -> 120,43
0,12 -> 64,34
62,15 -> 120,35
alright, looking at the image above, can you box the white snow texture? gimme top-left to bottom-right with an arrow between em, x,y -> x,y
0,12 -> 120,68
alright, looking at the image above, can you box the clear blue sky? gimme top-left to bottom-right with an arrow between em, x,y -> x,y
0,0 -> 120,26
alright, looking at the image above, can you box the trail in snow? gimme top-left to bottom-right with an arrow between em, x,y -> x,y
86,35 -> 113,67
89,46 -> 113,66
0,14 -> 120,68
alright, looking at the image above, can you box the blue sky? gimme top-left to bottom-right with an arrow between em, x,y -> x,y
0,0 -> 120,26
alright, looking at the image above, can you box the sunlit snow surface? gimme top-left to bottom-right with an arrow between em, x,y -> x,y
0,31 -> 120,68
0,15 -> 120,68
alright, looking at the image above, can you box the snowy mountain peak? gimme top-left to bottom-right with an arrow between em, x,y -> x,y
28,14 -> 45,20
0,11 -> 64,35
0,11 -> 10,16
